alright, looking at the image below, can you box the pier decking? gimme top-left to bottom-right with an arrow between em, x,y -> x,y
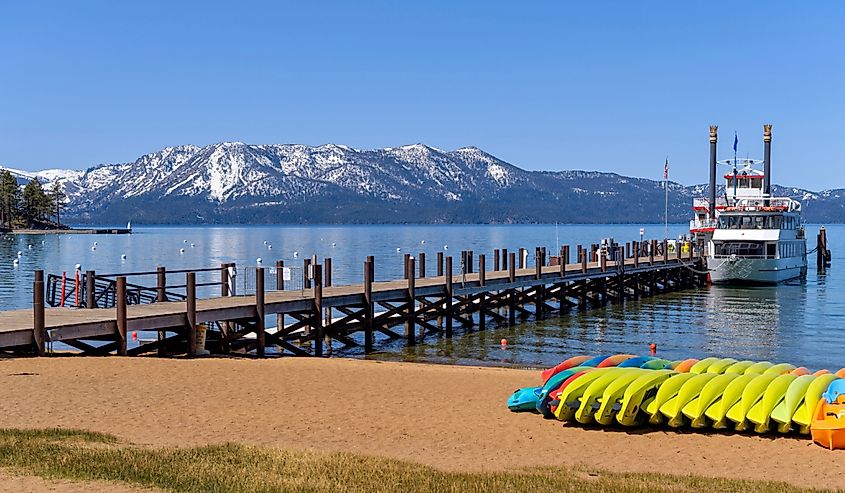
0,242 -> 706,357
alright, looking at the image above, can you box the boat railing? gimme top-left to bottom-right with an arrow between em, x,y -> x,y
690,218 -> 718,231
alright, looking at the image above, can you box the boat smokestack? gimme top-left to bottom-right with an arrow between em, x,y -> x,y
709,125 -> 718,219
763,124 -> 772,196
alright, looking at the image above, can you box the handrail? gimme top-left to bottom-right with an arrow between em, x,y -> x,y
96,266 -> 221,277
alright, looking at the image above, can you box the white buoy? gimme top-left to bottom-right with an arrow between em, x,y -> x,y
28,244 -> 32,249
331,242 -> 336,247
263,240 -> 268,245
17,251 -> 22,257
421,240 -> 425,244
396,247 -> 401,252
91,246 -> 96,251
293,251 -> 299,258
121,254 -> 127,260
443,244 -> 448,250
41,240 -> 45,245
190,243 -> 195,248
12,258 -> 19,265
180,248 -> 185,254
93,241 -> 98,246
268,245 -> 272,250
74,263 -> 81,271
256,257 -> 263,265
183,239 -> 188,244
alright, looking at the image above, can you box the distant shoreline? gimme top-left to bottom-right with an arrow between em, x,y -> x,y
5,228 -> 132,235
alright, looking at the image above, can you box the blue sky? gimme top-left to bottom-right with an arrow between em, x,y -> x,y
1,1 -> 842,189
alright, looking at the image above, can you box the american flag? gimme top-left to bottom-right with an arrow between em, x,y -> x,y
663,158 -> 669,180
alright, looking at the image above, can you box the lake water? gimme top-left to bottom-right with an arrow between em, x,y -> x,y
1,224 -> 843,371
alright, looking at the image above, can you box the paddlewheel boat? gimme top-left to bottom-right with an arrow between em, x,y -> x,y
690,125 -> 807,284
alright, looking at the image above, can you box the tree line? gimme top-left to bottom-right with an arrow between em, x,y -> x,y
0,170 -> 66,230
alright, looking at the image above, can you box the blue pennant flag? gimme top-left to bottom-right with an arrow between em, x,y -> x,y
733,132 -> 738,153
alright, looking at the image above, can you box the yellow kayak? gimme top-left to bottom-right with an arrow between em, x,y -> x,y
792,373 -> 838,433
646,373 -> 697,425
770,374 -> 816,433
682,373 -> 740,428
726,374 -> 779,431
616,370 -> 676,426
746,374 -> 797,433
722,360 -> 756,374
743,361 -> 774,375
575,368 -> 632,424
594,369 -> 649,425
660,373 -> 718,427
705,358 -> 738,374
705,374 -> 755,429
554,370 -> 614,421
763,363 -> 797,376
689,357 -> 720,374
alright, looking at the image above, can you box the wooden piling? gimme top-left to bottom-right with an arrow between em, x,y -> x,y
633,241 -> 640,268
419,252 -> 426,278
467,250 -> 474,274
219,263 -> 229,297
436,252 -> 444,277
157,266 -> 167,356
313,265 -> 323,356
649,240 -> 656,265
255,267 -> 265,357
494,249 -> 500,271
405,257 -> 416,346
518,248 -> 525,269
32,270 -> 45,356
535,250 -> 542,280
303,258 -> 312,289
581,249 -> 587,273
364,259 -> 374,352
508,253 -> 516,326
186,272 -> 196,358
324,258 -> 332,287
403,253 -> 411,279
275,260 -> 284,290
445,256 -> 453,338
116,276 -> 127,356
502,248 -> 508,271
479,254 -> 486,286
86,270 -> 96,308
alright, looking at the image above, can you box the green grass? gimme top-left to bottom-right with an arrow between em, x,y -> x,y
0,428 -> 833,492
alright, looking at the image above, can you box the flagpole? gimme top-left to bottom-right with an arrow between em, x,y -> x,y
664,157 -> 669,241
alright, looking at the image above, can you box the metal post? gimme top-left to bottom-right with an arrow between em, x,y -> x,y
313,265 -> 323,356
709,125 -> 718,220
116,276 -> 127,356
255,267 -> 265,357
32,270 -> 45,356
186,272 -> 196,358
405,257 -> 416,346
445,256 -> 453,338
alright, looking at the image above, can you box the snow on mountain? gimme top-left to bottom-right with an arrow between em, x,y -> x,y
3,142 -> 845,224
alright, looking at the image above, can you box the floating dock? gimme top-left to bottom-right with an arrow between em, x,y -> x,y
0,240 -> 706,357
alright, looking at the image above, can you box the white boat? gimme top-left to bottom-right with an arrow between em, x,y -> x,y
690,125 -> 807,285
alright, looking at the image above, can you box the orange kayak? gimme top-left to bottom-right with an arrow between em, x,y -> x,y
811,398 -> 845,450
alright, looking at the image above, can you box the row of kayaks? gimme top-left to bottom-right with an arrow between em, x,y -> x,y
508,354 -> 845,448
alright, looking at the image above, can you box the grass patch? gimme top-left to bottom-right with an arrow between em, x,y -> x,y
0,428 -> 832,492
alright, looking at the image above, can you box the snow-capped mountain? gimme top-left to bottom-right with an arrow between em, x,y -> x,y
3,142 -> 843,224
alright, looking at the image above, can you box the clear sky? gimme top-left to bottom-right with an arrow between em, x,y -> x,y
1,1 -> 842,189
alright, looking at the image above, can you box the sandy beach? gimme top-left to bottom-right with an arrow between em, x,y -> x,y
0,356 -> 842,491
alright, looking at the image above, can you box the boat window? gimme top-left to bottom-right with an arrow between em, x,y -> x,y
715,242 -> 764,257
754,216 -> 765,229
767,216 -> 783,229
726,178 -> 736,189
767,244 -> 776,258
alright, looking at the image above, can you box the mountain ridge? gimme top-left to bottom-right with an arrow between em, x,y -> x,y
2,142 -> 844,224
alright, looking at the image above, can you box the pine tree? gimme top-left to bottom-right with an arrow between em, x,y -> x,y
50,180 -> 67,226
21,179 -> 51,226
0,171 -> 21,228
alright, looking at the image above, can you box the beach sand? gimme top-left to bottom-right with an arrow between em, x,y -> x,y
0,356 -> 842,490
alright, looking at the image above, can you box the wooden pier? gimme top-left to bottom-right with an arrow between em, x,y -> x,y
0,240 -> 707,357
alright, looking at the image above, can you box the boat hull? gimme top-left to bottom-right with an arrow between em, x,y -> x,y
707,257 -> 806,285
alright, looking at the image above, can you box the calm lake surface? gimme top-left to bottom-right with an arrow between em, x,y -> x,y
1,224 -> 842,371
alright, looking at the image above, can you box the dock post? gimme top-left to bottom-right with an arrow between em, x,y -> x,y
445,256 -> 453,338
313,265 -> 323,356
436,252 -> 444,277
561,245 -> 569,276
220,263 -> 229,296
404,253 -> 411,278
364,259 -> 374,352
478,254 -> 486,330
508,253 -> 516,326
467,251 -> 474,273
255,267 -> 265,357
535,250 -> 542,280
116,276 -> 127,356
633,241 -> 640,268
86,270 -> 96,308
649,240 -> 655,265
502,248 -> 508,271
663,239 -> 669,264
518,248 -> 525,269
186,272 -> 196,358
220,263 -> 232,354
32,270 -> 45,356
581,249 -> 587,273
405,257 -> 416,346
494,249 -> 500,271
600,250 -> 607,272
303,258 -> 312,289
324,257 -> 332,287
275,260 -> 284,342
418,252 -> 426,278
